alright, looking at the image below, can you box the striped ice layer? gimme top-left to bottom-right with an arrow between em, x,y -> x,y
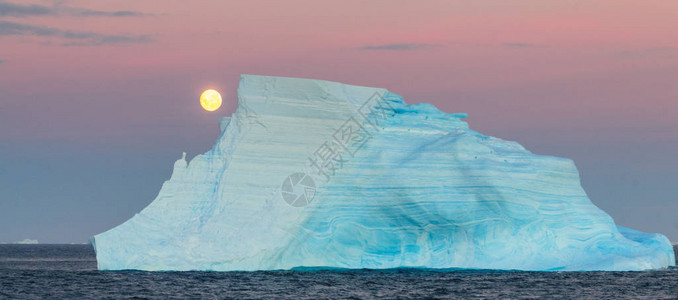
91,75 -> 675,271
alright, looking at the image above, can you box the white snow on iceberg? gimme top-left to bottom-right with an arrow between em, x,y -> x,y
91,75 -> 675,271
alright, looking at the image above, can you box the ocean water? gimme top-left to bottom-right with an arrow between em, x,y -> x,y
0,245 -> 676,299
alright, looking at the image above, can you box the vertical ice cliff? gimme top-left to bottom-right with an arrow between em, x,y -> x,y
91,75 -> 675,271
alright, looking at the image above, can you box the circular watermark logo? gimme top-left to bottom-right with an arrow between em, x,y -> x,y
280,172 -> 316,207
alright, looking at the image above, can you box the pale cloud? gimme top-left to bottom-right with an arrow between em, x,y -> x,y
0,1 -> 150,18
617,47 -> 677,59
360,43 -> 441,51
502,42 -> 538,47
0,1 -> 153,46
0,20 -> 152,46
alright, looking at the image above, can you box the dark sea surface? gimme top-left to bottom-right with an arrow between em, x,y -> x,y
0,245 -> 676,299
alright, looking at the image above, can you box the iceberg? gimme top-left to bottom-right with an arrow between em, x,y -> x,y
91,75 -> 675,271
14,239 -> 39,245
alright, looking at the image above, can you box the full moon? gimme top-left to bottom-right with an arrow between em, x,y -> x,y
200,89 -> 222,111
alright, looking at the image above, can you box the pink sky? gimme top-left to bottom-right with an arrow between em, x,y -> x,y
2,1 -> 677,140
1,1 -> 677,242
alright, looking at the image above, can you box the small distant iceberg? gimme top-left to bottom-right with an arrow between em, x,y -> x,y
15,239 -> 39,244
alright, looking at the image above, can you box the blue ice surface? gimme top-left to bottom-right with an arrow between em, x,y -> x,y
91,75 -> 675,271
